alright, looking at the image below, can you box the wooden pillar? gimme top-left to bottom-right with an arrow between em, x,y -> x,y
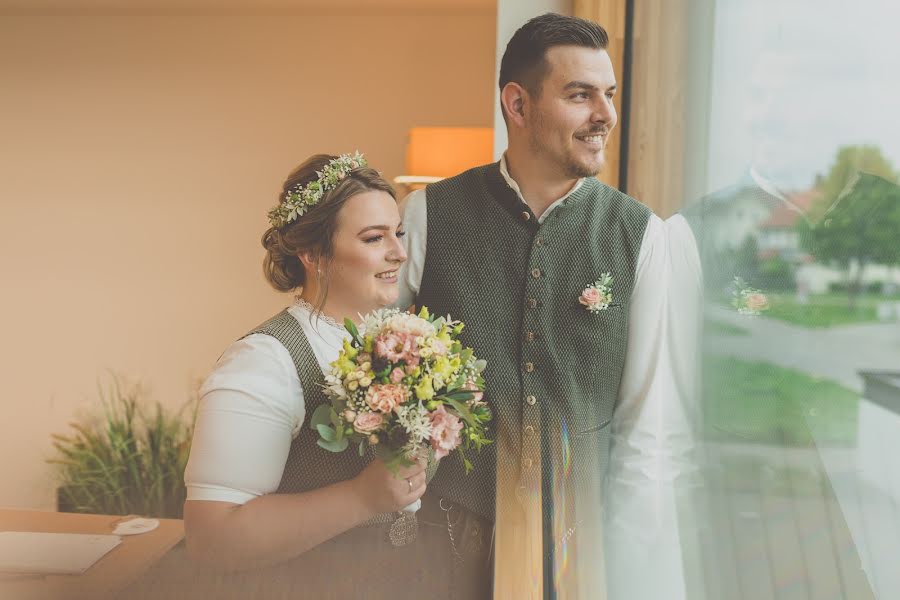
574,0 -> 628,192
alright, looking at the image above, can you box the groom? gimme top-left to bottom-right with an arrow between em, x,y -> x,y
397,12 -> 667,598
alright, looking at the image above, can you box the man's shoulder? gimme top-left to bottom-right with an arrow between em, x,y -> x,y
588,179 -> 652,220
426,162 -> 497,196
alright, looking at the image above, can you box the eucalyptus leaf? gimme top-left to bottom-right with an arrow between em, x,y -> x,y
310,404 -> 333,430
317,437 -> 349,453
316,424 -> 336,442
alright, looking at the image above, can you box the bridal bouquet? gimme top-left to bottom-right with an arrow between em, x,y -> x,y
311,307 -> 492,474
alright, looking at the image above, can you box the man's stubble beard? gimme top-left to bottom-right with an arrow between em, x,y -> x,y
528,112 -> 605,180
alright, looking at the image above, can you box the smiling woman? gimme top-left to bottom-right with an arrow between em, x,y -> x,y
156,153 -> 450,597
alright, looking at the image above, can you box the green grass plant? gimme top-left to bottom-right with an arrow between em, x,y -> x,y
48,376 -> 196,518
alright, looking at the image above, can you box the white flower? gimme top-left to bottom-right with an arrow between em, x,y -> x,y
396,403 -> 433,446
323,373 -> 349,400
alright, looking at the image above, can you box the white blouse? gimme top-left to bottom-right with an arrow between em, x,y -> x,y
184,301 -> 349,505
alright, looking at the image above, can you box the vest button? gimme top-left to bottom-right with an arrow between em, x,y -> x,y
526,394 -> 537,405
531,268 -> 541,278
535,237 -> 544,247
525,331 -> 535,342
520,211 -> 531,221
524,425 -> 535,437
527,298 -> 537,309
523,458 -> 534,469
524,362 -> 534,373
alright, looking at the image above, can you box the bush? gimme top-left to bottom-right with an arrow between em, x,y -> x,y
756,256 -> 795,291
49,376 -> 196,518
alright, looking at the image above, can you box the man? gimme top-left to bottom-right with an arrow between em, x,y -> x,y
397,13 -> 670,599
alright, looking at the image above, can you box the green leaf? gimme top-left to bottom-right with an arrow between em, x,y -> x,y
447,372 -> 466,392
441,390 -> 475,402
316,424 -> 336,442
310,404 -> 333,430
344,318 -> 361,343
358,440 -> 366,457
445,398 -> 477,427
317,437 -> 349,452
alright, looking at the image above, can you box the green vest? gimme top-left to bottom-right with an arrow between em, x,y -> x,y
416,162 -> 651,520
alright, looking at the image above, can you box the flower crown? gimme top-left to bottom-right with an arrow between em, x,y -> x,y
268,151 -> 368,228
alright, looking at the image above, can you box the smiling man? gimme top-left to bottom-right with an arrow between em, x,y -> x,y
397,13 -> 667,598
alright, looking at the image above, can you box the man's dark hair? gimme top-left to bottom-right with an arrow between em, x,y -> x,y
499,13 -> 609,97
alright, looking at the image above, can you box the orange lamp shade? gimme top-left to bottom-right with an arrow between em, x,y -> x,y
404,127 -> 494,178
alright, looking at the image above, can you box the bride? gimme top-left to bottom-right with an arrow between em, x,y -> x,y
180,153 -> 434,596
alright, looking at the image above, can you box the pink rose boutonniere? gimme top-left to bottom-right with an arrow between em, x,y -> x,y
579,273 -> 614,313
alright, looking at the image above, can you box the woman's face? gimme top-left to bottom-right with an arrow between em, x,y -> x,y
326,190 -> 407,315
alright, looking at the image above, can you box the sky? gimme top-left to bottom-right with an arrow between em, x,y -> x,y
704,0 -> 900,194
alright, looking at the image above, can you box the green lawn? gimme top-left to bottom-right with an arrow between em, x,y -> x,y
761,292 -> 886,328
702,355 -> 859,445
705,319 -> 749,336
715,292 -> 896,328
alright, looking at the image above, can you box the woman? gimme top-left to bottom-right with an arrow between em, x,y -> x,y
179,153 -> 435,596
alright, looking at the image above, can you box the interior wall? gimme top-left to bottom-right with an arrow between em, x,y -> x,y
0,12 -> 496,509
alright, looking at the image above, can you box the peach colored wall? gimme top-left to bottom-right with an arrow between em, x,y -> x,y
0,13 -> 496,509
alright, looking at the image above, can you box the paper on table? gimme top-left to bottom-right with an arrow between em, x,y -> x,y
0,531 -> 121,575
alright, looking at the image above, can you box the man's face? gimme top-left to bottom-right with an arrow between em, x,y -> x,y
526,45 -> 618,179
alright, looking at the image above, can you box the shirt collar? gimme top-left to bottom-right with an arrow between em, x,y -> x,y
499,153 -> 584,223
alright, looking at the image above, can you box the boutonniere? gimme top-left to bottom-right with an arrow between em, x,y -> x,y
579,273 -> 614,313
731,276 -> 770,316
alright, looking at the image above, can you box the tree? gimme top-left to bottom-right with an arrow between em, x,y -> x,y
799,146 -> 900,307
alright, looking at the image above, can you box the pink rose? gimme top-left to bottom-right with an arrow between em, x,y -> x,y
429,404 -> 463,459
353,411 -> 384,434
365,383 -> 408,414
579,287 -> 601,307
389,367 -> 405,384
744,292 -> 769,312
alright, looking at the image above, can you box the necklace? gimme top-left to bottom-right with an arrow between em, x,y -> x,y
292,296 -> 345,331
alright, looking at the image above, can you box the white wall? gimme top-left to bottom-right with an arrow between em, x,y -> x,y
492,0 -> 572,159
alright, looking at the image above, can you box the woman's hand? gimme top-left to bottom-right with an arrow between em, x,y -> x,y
351,457 -> 426,515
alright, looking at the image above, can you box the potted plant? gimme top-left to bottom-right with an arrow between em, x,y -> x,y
49,375 -> 196,519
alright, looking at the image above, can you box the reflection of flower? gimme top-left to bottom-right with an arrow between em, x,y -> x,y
579,273 -> 613,313
732,277 -> 770,316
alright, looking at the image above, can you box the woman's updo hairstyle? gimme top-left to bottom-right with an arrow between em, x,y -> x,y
261,154 -> 396,296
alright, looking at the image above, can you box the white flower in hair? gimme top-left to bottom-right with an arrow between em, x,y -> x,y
268,151 -> 368,228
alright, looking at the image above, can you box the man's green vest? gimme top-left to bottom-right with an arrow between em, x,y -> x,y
416,162 -> 651,521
